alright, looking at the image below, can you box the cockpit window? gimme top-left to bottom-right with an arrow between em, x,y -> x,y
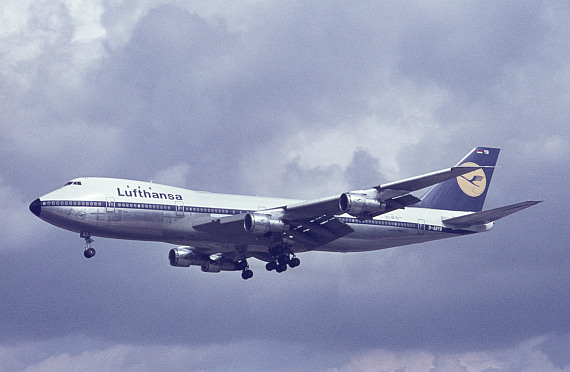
64,181 -> 82,186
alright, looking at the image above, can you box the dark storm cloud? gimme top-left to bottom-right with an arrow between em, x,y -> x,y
1,1 -> 569,370
396,2 -> 548,93
84,6 -> 241,188
81,3 -> 401,193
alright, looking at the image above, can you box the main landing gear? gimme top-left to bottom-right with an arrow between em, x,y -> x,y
81,232 -> 95,258
265,246 -> 300,273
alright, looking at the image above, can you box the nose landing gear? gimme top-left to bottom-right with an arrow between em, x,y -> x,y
81,232 -> 96,258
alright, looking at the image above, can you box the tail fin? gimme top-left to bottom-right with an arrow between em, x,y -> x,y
414,147 -> 500,212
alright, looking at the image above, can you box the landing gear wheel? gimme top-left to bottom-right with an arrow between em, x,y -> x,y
289,257 -> 300,268
241,269 -> 253,280
266,261 -> 277,271
275,264 -> 287,273
84,247 -> 96,258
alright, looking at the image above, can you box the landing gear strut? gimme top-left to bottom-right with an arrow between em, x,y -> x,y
81,232 -> 95,258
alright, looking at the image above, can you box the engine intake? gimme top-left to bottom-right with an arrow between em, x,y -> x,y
244,213 -> 286,235
339,192 -> 386,215
169,247 -> 209,267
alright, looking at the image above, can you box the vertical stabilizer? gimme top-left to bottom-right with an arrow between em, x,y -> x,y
414,147 -> 500,212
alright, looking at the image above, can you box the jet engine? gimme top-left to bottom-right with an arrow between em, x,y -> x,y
339,192 -> 386,215
169,247 -> 243,272
244,213 -> 286,235
168,247 -> 210,267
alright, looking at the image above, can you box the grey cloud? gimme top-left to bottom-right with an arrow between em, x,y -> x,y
396,2 -> 548,94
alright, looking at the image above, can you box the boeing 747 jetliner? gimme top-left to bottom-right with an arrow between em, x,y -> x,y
29,147 -> 540,280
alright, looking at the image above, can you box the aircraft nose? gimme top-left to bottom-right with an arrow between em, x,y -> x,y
29,198 -> 42,217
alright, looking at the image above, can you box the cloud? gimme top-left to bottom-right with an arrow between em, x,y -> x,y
331,336 -> 570,372
396,2 -> 548,94
2,334 -> 569,372
151,163 -> 192,187
511,135 -> 569,164
0,176 -> 46,250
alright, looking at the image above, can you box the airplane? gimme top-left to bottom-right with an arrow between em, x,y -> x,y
29,147 -> 540,280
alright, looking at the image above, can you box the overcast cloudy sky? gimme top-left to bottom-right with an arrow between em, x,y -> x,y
1,1 -> 569,371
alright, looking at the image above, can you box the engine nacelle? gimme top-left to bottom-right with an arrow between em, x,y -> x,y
168,247 -> 210,267
169,247 -> 242,272
244,213 -> 286,235
201,263 -> 223,273
339,192 -> 386,215
201,258 -> 241,272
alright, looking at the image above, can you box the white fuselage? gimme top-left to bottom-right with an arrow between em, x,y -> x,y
33,177 -> 489,254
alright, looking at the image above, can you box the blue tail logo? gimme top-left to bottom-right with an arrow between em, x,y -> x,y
414,147 -> 500,212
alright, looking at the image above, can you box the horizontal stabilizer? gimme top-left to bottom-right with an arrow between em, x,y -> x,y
443,201 -> 541,228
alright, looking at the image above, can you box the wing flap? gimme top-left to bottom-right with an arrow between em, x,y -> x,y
443,201 -> 541,227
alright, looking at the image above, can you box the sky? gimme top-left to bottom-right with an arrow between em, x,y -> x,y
1,1 -> 569,371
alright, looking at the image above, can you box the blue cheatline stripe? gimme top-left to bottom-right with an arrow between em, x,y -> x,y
42,200 -> 473,235
42,199 -> 247,214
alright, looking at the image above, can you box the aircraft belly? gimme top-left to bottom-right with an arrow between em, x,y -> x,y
39,205 -> 101,235
315,224 -> 450,252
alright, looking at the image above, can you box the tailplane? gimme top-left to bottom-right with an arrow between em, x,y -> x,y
442,201 -> 542,227
414,147 -> 500,212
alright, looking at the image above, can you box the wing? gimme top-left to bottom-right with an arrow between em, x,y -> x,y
282,165 -> 487,221
193,166 -> 482,250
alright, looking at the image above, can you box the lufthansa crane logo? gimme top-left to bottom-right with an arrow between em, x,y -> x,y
457,162 -> 486,197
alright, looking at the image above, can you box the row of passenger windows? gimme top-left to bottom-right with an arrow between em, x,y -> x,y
341,217 -> 418,228
116,202 -> 173,210
116,204 -> 235,214
45,200 -> 239,215
186,207 -> 234,214
43,200 -> 101,207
